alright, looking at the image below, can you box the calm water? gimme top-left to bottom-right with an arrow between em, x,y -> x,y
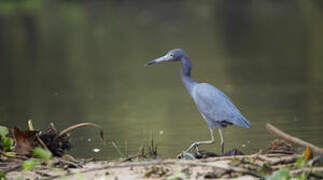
0,0 -> 323,159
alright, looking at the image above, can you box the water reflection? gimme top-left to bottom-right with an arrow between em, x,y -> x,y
0,0 -> 322,159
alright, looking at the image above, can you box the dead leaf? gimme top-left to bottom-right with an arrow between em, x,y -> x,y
12,127 -> 37,155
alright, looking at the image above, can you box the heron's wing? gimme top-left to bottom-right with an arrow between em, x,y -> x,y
192,83 -> 250,128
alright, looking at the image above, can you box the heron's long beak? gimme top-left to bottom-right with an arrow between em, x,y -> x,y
144,54 -> 173,66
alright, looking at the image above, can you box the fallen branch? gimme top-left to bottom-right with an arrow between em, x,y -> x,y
266,123 -> 323,153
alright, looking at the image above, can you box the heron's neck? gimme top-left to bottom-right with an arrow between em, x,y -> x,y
180,56 -> 197,95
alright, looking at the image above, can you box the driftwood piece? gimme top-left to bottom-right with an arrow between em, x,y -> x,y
266,123 -> 323,153
266,123 -> 323,163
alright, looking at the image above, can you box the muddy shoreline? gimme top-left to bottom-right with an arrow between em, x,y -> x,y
1,123 -> 323,179
3,147 -> 323,180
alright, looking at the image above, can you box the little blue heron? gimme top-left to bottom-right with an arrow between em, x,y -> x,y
145,49 -> 250,158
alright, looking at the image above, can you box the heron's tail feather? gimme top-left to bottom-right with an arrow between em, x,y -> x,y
234,114 -> 250,128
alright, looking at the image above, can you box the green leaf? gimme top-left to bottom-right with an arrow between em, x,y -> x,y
2,137 -> 14,152
0,126 -> 8,137
269,168 -> 290,180
0,171 -> 6,180
297,172 -> 308,180
23,159 -> 41,171
296,157 -> 307,168
33,147 -> 52,162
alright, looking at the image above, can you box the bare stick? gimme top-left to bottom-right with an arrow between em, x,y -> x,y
36,134 -> 50,151
266,123 -> 323,153
27,119 -> 50,151
58,122 -> 102,137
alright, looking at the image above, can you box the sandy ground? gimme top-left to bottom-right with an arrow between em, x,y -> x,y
62,160 -> 255,180
5,156 -> 269,180
4,150 -> 323,179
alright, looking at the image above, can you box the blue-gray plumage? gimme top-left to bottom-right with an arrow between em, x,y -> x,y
145,48 -> 250,158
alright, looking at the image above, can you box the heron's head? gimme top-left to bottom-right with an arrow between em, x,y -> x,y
145,48 -> 187,66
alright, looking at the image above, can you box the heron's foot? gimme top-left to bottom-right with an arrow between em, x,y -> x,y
176,153 -> 183,159
176,152 -> 195,160
193,143 -> 200,152
177,142 -> 201,159
176,152 -> 185,159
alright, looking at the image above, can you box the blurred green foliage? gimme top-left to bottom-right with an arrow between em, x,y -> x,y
33,147 -> 52,163
0,126 -> 8,137
0,171 -> 6,180
23,147 -> 52,171
268,168 -> 290,180
23,158 -> 41,171
267,157 -> 309,180
0,125 -> 14,152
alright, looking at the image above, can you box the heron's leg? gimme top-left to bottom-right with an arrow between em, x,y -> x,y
183,128 -> 215,153
218,128 -> 224,155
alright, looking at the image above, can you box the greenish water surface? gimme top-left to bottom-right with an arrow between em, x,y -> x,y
0,0 -> 322,159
